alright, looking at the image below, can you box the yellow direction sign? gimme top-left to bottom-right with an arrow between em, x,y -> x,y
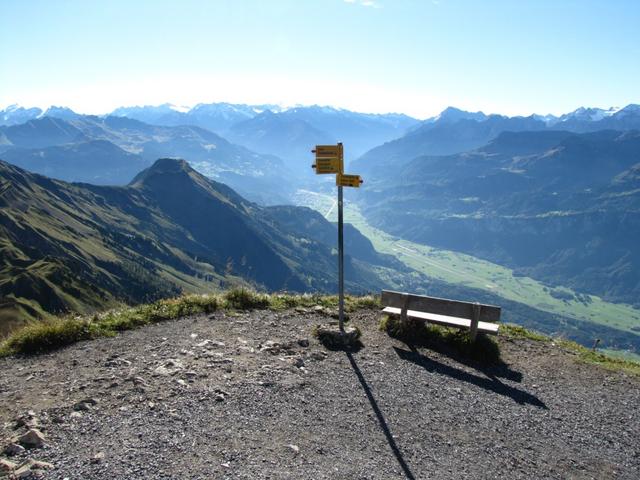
313,157 -> 343,174
313,143 -> 343,159
336,173 -> 363,188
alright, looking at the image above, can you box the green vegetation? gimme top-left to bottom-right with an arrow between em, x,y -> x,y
294,190 -> 640,339
2,289 -> 638,376
379,314 -> 502,365
0,289 -> 379,357
500,323 -> 640,375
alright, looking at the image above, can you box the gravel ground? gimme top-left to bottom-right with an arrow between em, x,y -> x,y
0,309 -> 638,479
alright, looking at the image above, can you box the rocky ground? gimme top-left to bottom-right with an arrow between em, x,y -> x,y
0,308 -> 638,479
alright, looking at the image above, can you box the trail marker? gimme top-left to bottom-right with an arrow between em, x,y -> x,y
336,173 -> 363,188
311,142 -> 363,332
312,157 -> 343,174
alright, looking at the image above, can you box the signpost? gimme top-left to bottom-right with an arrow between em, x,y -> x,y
311,142 -> 363,332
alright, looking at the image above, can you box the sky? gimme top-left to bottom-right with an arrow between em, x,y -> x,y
1,0 -> 639,119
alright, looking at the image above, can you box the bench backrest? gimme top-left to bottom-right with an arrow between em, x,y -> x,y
381,290 -> 501,323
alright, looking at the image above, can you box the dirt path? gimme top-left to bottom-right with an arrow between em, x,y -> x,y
1,309 -> 638,479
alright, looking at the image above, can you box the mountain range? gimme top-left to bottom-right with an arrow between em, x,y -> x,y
358,129 -> 640,306
0,115 -> 290,204
0,157 -> 425,335
351,104 -> 640,175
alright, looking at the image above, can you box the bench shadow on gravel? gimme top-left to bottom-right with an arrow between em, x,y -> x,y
346,352 -> 417,480
393,345 -> 548,409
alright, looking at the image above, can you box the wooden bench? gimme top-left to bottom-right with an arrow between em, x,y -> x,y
381,290 -> 501,341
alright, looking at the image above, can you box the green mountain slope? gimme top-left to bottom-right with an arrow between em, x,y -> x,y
0,158 -> 412,335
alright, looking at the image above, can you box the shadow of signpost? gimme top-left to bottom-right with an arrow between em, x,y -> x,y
346,352 -> 417,480
393,346 -> 548,409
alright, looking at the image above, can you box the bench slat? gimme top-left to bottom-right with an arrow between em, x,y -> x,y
382,307 -> 499,334
381,290 -> 501,323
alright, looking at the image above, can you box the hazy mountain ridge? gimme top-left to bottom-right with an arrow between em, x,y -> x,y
352,103 -> 640,175
0,115 -> 291,203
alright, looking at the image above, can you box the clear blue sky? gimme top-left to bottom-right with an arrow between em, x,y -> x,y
1,0 -> 638,118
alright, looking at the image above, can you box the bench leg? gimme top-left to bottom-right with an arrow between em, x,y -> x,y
470,303 -> 481,342
400,293 -> 410,322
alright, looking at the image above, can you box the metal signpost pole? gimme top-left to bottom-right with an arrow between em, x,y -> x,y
312,142 -> 361,335
338,184 -> 345,332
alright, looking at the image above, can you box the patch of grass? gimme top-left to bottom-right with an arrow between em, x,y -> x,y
265,292 -> 379,312
224,288 -> 270,310
556,338 -> 640,376
0,294 -> 221,357
500,324 -> 550,342
499,323 -> 640,375
0,317 -> 98,355
380,314 -> 502,365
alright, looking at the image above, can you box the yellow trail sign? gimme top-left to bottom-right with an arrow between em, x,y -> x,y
313,157 -> 343,174
313,144 -> 343,159
336,173 -> 363,188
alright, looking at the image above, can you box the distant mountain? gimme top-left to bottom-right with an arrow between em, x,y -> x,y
110,102 -> 277,134
1,140 -> 150,185
353,104 -> 640,175
0,158 -> 410,333
0,115 -> 291,204
0,105 -> 43,126
42,106 -> 81,121
275,106 -> 419,160
226,110 -> 335,176
423,106 -> 488,124
224,106 -> 420,176
559,104 -> 640,132
359,129 -> 640,306
352,112 -> 547,176
0,117 -> 87,150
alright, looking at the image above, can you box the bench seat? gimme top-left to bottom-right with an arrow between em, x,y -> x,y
382,306 -> 499,335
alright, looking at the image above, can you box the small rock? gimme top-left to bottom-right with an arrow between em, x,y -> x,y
309,351 -> 328,361
91,452 -> 105,464
14,412 -> 39,430
286,444 -> 300,455
184,371 -> 198,378
0,458 -> 17,472
70,411 -> 83,419
30,460 -> 54,470
13,459 -> 54,478
5,442 -> 26,456
297,338 -> 310,348
73,398 -> 97,411
17,428 -> 46,448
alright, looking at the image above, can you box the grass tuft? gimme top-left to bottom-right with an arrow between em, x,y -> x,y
380,314 -> 502,365
0,294 -> 220,357
500,324 -> 550,342
2,317 -> 97,355
224,288 -> 270,310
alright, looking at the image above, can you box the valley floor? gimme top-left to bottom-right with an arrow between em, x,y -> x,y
1,309 -> 638,479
